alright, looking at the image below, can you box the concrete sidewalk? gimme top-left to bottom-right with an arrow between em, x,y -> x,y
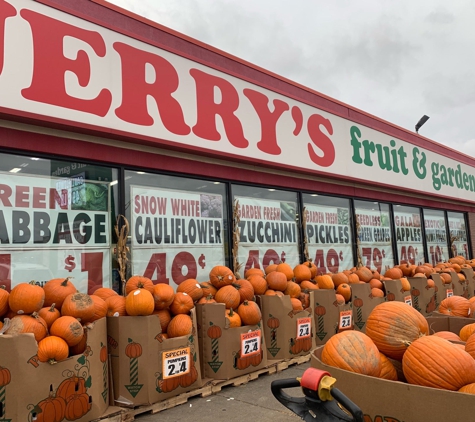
135,361 -> 310,422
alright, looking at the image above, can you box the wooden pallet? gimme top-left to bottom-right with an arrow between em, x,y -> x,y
93,353 -> 310,421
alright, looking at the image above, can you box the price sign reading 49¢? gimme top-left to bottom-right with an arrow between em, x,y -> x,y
296,317 -> 311,339
162,347 -> 190,379
241,331 -> 261,357
339,310 -> 352,331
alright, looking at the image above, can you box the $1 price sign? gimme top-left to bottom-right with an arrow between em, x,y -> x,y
241,331 -> 261,357
296,317 -> 311,339
162,347 -> 190,379
339,310 -> 352,331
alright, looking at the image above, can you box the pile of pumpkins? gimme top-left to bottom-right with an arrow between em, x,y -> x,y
319,300 -> 475,393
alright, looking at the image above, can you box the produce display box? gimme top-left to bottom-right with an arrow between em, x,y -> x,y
312,289 -> 352,346
0,317 -> 109,422
382,279 -> 412,304
350,283 -> 385,333
461,267 -> 475,298
407,277 -> 439,316
257,293 -> 315,360
196,303 -> 267,380
311,346 -> 475,422
107,310 -> 202,408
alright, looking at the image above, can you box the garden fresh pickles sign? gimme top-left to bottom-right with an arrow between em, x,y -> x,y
0,172 -> 111,292
131,186 -> 225,287
355,208 -> 393,273
393,210 -> 424,265
236,196 -> 299,276
304,204 -> 353,273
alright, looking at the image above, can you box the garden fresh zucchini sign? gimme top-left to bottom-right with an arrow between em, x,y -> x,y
131,186 -> 225,288
0,0 -> 474,203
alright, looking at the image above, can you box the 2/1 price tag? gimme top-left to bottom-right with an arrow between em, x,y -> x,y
446,289 -> 454,298
404,295 -> 413,306
296,317 -> 311,339
241,330 -> 261,357
339,310 -> 352,330
162,347 -> 190,379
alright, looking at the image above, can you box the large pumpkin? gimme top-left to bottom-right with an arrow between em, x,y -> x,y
321,330 -> 382,376
438,296 -> 470,317
365,301 -> 429,360
402,335 -> 475,390
43,277 -> 77,308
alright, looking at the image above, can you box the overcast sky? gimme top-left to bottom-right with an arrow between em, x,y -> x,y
107,0 -> 475,157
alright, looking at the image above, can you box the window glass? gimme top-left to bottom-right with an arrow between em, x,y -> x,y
393,205 -> 424,265
423,209 -> 448,265
0,153 -> 119,293
302,194 -> 353,273
354,200 -> 394,273
232,185 -> 299,277
125,171 -> 228,288
447,212 -> 468,259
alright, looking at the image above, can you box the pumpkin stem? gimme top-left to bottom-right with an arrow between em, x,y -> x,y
48,359 -> 58,365
49,304 -> 56,312
29,280 -> 38,285
61,277 -> 72,286
0,285 -> 5,290
31,312 -> 39,319
228,308 -> 235,316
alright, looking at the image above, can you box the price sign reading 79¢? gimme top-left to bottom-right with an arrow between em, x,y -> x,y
241,331 -> 261,357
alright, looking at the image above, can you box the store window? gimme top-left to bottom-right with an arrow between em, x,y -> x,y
423,209 -> 448,266
354,200 -> 394,273
302,194 -> 353,273
393,205 -> 425,265
125,171 -> 228,288
232,185 -> 299,277
0,152 -> 119,293
447,212 -> 469,258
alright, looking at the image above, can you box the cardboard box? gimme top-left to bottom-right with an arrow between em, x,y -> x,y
312,289 -> 352,346
461,268 -> 475,298
311,346 -> 475,422
350,283 -> 385,333
0,317 -> 109,422
196,303 -> 267,380
407,277 -> 437,316
429,312 -> 475,334
257,294 -> 315,360
450,272 -> 470,297
383,279 -> 413,305
107,310 -> 202,407
429,273 -> 453,304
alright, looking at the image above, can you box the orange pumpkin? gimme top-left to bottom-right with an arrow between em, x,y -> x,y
92,287 -> 118,301
56,376 -> 86,400
199,281 -> 218,298
465,334 -> 475,359
197,295 -> 217,304
336,284 -> 351,302
125,275 -> 154,295
61,293 -> 95,322
232,279 -> 255,303
43,277 -> 77,308
64,393 -> 91,421
439,296 -> 470,317
300,280 -> 319,290
384,267 -> 403,280
0,285 -> 9,317
225,308 -> 242,327
50,316 -> 84,347
321,330 -> 382,376
34,393 -> 66,422
266,271 -> 288,292
290,297 -> 303,311
215,285 -> 241,309
125,288 -> 155,316
177,279 -> 203,302
244,268 -> 265,278
276,262 -> 294,280
355,267 -> 373,282
152,283 -> 175,310
237,300 -> 262,325
38,304 -> 61,329
105,295 -> 126,317
460,323 -> 475,341
459,383 -> 475,394
167,314 -> 193,338
8,281 -> 45,314
284,281 -> 301,298
316,275 -> 334,290
37,336 -> 69,363
402,335 -> 475,390
247,274 -> 268,295
89,295 -> 108,321
169,292 -> 194,315
293,264 -> 312,283
264,264 -> 278,275
69,329 -> 88,356
6,313 -> 48,342
378,352 -> 398,381
332,272 -> 349,288
366,301 -> 429,360
433,331 -> 462,342
153,309 -> 172,333
209,266 -> 235,288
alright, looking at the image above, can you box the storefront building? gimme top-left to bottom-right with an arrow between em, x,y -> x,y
1,0 -> 474,293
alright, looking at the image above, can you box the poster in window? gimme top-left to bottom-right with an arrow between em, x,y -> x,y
393,210 -> 425,265
448,215 -> 468,259
424,215 -> 448,265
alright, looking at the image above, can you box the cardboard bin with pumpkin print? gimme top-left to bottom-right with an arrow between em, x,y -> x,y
257,292 -> 315,360
107,309 -> 202,407
196,302 -> 267,380
350,283 -> 385,333
0,317 -> 109,422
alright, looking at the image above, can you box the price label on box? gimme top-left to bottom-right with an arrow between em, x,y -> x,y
162,347 -> 190,379
241,330 -> 261,357
447,289 -> 454,298
404,295 -> 413,306
339,310 -> 352,330
296,317 -> 311,339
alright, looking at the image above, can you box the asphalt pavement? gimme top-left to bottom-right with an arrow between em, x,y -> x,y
135,361 -> 310,422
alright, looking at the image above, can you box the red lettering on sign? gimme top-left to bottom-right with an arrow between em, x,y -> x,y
32,187 -> 47,209
243,89 -> 289,155
191,68 -> 248,148
307,114 -> 335,167
15,185 -> 29,208
20,10 -> 112,116
0,184 -> 12,207
0,0 -> 16,75
113,42 -> 190,134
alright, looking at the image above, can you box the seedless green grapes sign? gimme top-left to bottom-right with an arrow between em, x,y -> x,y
0,172 -> 111,293
131,186 -> 225,287
236,197 -> 299,276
